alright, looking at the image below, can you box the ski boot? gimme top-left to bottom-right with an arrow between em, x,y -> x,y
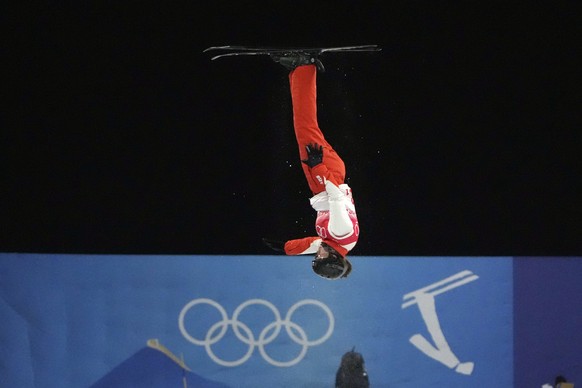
271,52 -> 325,72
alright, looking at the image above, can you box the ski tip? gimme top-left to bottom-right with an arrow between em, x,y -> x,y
203,46 -> 236,53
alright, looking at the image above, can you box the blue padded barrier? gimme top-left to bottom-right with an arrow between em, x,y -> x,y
0,254 -> 573,387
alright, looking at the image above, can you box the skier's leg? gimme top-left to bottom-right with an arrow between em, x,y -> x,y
289,65 -> 346,193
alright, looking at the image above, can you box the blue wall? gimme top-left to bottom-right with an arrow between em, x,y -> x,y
0,254 -> 578,387
513,257 -> 582,387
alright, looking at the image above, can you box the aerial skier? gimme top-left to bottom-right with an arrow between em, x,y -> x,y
262,52 -> 360,280
205,46 -> 379,280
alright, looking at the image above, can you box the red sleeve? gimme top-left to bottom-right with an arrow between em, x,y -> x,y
309,163 -> 342,188
284,237 -> 321,255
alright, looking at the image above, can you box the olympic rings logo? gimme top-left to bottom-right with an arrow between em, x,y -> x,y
316,225 -> 328,239
178,298 -> 334,367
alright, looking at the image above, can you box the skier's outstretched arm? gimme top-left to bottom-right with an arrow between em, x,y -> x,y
263,237 -> 322,255
284,236 -> 321,255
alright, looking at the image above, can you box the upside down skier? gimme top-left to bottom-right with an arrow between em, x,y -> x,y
263,53 -> 360,280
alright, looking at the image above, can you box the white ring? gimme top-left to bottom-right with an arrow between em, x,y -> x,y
286,299 -> 334,346
232,299 -> 282,346
179,298 -> 228,346
259,319 -> 309,367
205,319 -> 255,367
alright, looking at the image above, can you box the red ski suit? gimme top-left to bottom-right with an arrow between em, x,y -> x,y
283,65 -> 359,257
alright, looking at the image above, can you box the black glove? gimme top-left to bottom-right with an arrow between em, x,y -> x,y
262,238 -> 285,252
301,143 -> 323,168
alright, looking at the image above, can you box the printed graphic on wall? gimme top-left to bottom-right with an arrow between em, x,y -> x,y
0,254 -> 513,387
178,298 -> 335,367
402,270 -> 479,375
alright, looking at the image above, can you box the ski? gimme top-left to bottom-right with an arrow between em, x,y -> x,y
203,44 -> 381,61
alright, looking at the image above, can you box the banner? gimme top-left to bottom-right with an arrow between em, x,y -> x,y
0,254 -> 512,387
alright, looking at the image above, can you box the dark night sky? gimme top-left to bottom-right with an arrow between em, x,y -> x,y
3,2 -> 580,256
